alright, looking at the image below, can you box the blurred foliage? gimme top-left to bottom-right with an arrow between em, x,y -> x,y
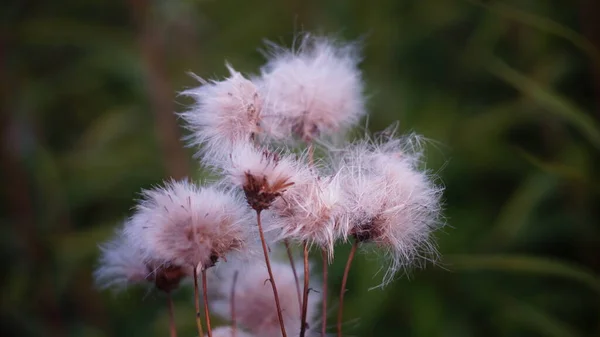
2,0 -> 600,336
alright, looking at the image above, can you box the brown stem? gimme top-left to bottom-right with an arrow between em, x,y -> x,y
299,241 -> 310,337
202,268 -> 213,337
256,210 -> 288,337
284,239 -> 302,313
193,267 -> 204,337
307,142 -> 315,166
231,270 -> 239,337
337,240 -> 358,337
167,292 -> 177,337
321,249 -> 328,337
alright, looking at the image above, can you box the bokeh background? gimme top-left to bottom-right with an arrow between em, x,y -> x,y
2,0 -> 600,336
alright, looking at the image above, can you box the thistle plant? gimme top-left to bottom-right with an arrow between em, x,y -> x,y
94,33 -> 444,337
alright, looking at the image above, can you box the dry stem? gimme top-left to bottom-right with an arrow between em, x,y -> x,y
337,240 -> 358,337
321,249 -> 328,337
201,268 -> 213,337
193,267 -> 204,337
284,239 -> 302,313
231,270 -> 239,337
256,210 -> 288,337
167,292 -> 177,337
299,241 -> 310,337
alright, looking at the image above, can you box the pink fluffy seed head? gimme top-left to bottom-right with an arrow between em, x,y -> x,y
336,132 -> 444,285
94,229 -> 150,291
125,180 -> 255,270
266,172 -> 348,257
260,34 -> 366,143
211,260 -> 320,337
181,65 -> 263,159
211,143 -> 314,211
210,327 -> 254,337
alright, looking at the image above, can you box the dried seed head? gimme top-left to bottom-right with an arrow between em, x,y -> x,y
335,130 -> 444,284
181,65 -> 263,159
210,327 -> 254,337
212,260 -> 320,337
94,229 -> 151,291
94,228 -> 191,292
125,180 -> 255,270
213,143 -> 313,212
260,33 -> 365,143
266,171 -> 348,257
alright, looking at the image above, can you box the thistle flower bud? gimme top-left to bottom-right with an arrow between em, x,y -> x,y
259,34 -> 365,143
212,260 -> 320,337
125,180 -> 255,270
181,65 -> 262,158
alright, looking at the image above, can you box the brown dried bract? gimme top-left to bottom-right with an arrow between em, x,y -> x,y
350,215 -> 385,242
149,265 -> 187,293
243,172 -> 294,211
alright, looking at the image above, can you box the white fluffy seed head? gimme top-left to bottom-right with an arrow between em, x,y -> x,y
94,228 -> 150,291
211,260 -> 320,337
335,131 -> 444,285
209,326 -> 254,337
210,143 -> 314,211
259,33 -> 365,143
181,65 -> 263,159
266,171 -> 348,256
125,180 -> 255,270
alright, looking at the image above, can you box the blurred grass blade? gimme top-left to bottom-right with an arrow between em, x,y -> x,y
487,57 -> 600,150
481,173 -> 555,249
447,255 -> 600,296
466,0 -> 600,66
514,147 -> 589,183
502,298 -> 581,337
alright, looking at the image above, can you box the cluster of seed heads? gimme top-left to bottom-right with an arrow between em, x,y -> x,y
95,33 -> 444,337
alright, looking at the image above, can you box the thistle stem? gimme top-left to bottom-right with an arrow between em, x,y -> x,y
307,142 -> 315,165
167,292 -> 177,337
193,267 -> 204,337
321,249 -> 328,337
337,240 -> 358,337
201,268 -> 213,337
299,241 -> 310,337
231,270 -> 239,337
284,239 -> 302,313
256,210 -> 287,337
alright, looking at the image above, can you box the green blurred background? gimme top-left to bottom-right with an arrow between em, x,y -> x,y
2,0 -> 600,336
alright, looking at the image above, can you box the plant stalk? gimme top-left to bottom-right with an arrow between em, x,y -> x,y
337,240 -> 358,337
193,266 -> 204,337
256,210 -> 288,337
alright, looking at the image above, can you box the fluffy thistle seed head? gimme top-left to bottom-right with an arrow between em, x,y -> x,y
94,230 -> 150,291
213,143 -> 313,212
267,171 -> 348,255
335,132 -> 443,284
181,65 -> 263,158
210,327 -> 253,337
126,180 -> 254,270
260,34 -> 366,143
212,260 -> 320,337
94,228 -> 190,292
